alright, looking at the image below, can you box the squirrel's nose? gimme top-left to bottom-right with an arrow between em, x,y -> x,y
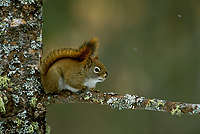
104,72 -> 108,78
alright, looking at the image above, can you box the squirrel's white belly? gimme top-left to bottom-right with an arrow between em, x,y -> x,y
58,78 -> 81,92
83,78 -> 101,89
58,77 -> 102,92
64,84 -> 81,93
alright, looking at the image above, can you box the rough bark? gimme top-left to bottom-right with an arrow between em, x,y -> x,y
0,0 -> 46,133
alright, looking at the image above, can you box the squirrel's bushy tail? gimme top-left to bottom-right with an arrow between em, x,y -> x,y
40,38 -> 98,76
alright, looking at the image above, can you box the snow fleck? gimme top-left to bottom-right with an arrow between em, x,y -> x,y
178,14 -> 181,18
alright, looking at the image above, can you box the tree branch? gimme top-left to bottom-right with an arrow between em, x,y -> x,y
40,91 -> 200,116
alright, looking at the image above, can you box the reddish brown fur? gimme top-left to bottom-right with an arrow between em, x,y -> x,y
40,38 -> 108,94
40,38 -> 98,76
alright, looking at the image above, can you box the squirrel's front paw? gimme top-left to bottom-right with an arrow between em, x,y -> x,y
90,88 -> 100,92
60,90 -> 72,96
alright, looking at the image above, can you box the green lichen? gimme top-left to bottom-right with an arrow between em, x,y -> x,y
92,98 -> 105,105
14,85 -> 20,90
0,97 -> 6,114
84,91 -> 93,100
92,98 -> 99,103
156,100 -> 166,108
0,75 -> 12,89
29,96 -> 38,107
36,36 -> 42,42
146,100 -> 156,108
46,123 -> 51,134
3,96 -> 8,104
84,95 -> 90,100
32,122 -> 38,130
145,99 -> 166,111
171,105 -> 182,116
99,99 -> 104,105
28,122 -> 38,133
14,118 -> 25,126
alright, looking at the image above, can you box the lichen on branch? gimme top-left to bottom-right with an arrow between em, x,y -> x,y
41,91 -> 200,116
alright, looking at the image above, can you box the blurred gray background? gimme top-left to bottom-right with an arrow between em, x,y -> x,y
43,0 -> 200,134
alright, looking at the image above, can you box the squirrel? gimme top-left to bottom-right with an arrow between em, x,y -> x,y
40,38 -> 108,94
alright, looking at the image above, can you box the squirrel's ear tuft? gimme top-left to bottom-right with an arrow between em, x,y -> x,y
84,58 -> 93,69
94,56 -> 99,60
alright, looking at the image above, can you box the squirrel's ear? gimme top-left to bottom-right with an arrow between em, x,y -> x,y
94,55 -> 99,60
84,58 -> 92,69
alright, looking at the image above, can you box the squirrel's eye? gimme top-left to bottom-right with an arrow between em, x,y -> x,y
94,67 -> 101,73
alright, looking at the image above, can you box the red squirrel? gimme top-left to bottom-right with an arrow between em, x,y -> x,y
40,38 -> 108,94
